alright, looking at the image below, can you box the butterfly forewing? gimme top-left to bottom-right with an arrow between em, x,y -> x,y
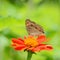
25,19 -> 44,36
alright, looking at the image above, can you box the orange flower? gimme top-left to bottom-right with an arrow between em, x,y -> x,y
12,35 -> 53,52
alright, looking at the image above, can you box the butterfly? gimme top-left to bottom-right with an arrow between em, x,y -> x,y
25,19 -> 45,36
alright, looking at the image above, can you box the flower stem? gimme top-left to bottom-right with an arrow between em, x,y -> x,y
27,51 -> 33,60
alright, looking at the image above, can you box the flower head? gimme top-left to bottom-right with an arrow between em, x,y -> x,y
12,35 -> 53,52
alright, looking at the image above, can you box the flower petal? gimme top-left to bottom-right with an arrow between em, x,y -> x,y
44,45 -> 53,50
12,38 -> 24,45
37,35 -> 46,43
12,43 -> 17,46
18,38 -> 24,41
31,44 -> 53,52
14,45 -> 26,50
31,47 -> 41,52
24,36 -> 27,39
38,44 -> 53,50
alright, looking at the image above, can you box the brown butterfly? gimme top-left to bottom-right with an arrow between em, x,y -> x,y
25,19 -> 45,36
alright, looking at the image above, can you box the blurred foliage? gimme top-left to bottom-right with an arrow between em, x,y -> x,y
0,0 -> 60,60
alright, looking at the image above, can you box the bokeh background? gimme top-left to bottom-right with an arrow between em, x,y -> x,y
0,0 -> 59,60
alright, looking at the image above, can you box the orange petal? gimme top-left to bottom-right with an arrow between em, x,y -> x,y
44,45 -> 53,50
38,44 -> 53,50
12,38 -> 24,45
37,35 -> 46,43
12,43 -> 17,46
24,36 -> 27,39
31,47 -> 41,52
18,38 -> 24,41
14,45 -> 26,50
32,44 -> 53,52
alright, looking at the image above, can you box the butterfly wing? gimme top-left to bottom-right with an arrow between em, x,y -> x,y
25,19 -> 44,36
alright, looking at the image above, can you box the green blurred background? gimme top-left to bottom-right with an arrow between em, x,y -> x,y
0,0 -> 59,60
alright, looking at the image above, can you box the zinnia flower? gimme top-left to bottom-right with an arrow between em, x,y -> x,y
12,35 -> 53,52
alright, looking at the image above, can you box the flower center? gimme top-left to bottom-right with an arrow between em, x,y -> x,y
24,37 -> 38,47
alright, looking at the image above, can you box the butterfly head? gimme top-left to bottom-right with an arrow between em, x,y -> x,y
25,19 -> 32,26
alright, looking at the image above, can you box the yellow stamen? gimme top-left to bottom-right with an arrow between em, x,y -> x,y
24,37 -> 38,47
